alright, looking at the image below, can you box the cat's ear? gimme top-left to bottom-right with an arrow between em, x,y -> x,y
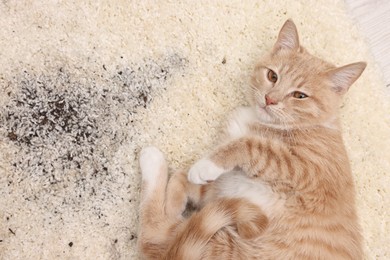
325,62 -> 367,95
273,19 -> 300,52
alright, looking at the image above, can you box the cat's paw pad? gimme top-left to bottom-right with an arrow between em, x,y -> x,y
227,107 -> 256,139
188,158 -> 225,185
139,146 -> 166,182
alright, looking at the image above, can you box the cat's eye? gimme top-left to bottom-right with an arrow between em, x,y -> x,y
292,91 -> 308,99
267,69 -> 278,83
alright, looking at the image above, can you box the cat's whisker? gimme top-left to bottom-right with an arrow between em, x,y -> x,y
269,107 -> 294,125
247,86 -> 265,107
270,108 -> 301,144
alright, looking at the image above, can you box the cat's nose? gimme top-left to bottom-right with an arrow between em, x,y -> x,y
265,94 -> 277,106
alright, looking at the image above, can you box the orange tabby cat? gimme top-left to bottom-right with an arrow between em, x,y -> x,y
138,20 -> 366,259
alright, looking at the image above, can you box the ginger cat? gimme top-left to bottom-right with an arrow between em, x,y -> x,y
138,20 -> 366,259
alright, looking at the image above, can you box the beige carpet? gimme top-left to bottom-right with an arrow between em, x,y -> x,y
0,1 -> 389,259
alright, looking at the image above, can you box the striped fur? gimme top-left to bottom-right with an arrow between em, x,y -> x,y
138,20 -> 366,259
138,155 -> 267,260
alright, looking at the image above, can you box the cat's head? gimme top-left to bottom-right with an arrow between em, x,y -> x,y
249,19 -> 366,129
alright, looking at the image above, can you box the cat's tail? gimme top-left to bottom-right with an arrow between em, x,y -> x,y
164,198 -> 268,260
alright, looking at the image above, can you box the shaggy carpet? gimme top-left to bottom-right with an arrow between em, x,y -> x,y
0,1 -> 389,259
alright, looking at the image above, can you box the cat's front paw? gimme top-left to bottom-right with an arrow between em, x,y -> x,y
139,146 -> 166,183
188,158 -> 225,185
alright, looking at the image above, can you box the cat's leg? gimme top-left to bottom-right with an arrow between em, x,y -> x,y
163,171 -> 269,259
165,197 -> 269,259
187,158 -> 227,185
188,107 -> 261,185
139,146 -> 168,200
188,136 -> 283,184
226,106 -> 258,139
138,146 -> 172,258
138,147 -> 210,258
165,170 -> 203,218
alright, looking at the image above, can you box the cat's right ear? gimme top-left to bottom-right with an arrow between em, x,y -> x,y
273,19 -> 300,52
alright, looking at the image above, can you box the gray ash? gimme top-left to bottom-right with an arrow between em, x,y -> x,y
0,53 -> 187,217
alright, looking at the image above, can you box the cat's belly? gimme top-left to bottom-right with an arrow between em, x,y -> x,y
213,171 -> 286,218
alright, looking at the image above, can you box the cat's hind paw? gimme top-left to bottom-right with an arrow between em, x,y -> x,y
188,158 -> 225,185
139,146 -> 166,183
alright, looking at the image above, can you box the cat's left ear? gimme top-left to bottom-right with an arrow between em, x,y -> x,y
325,62 -> 367,95
273,19 -> 300,52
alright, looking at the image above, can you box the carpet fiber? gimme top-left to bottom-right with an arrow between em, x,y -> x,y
0,1 -> 389,259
